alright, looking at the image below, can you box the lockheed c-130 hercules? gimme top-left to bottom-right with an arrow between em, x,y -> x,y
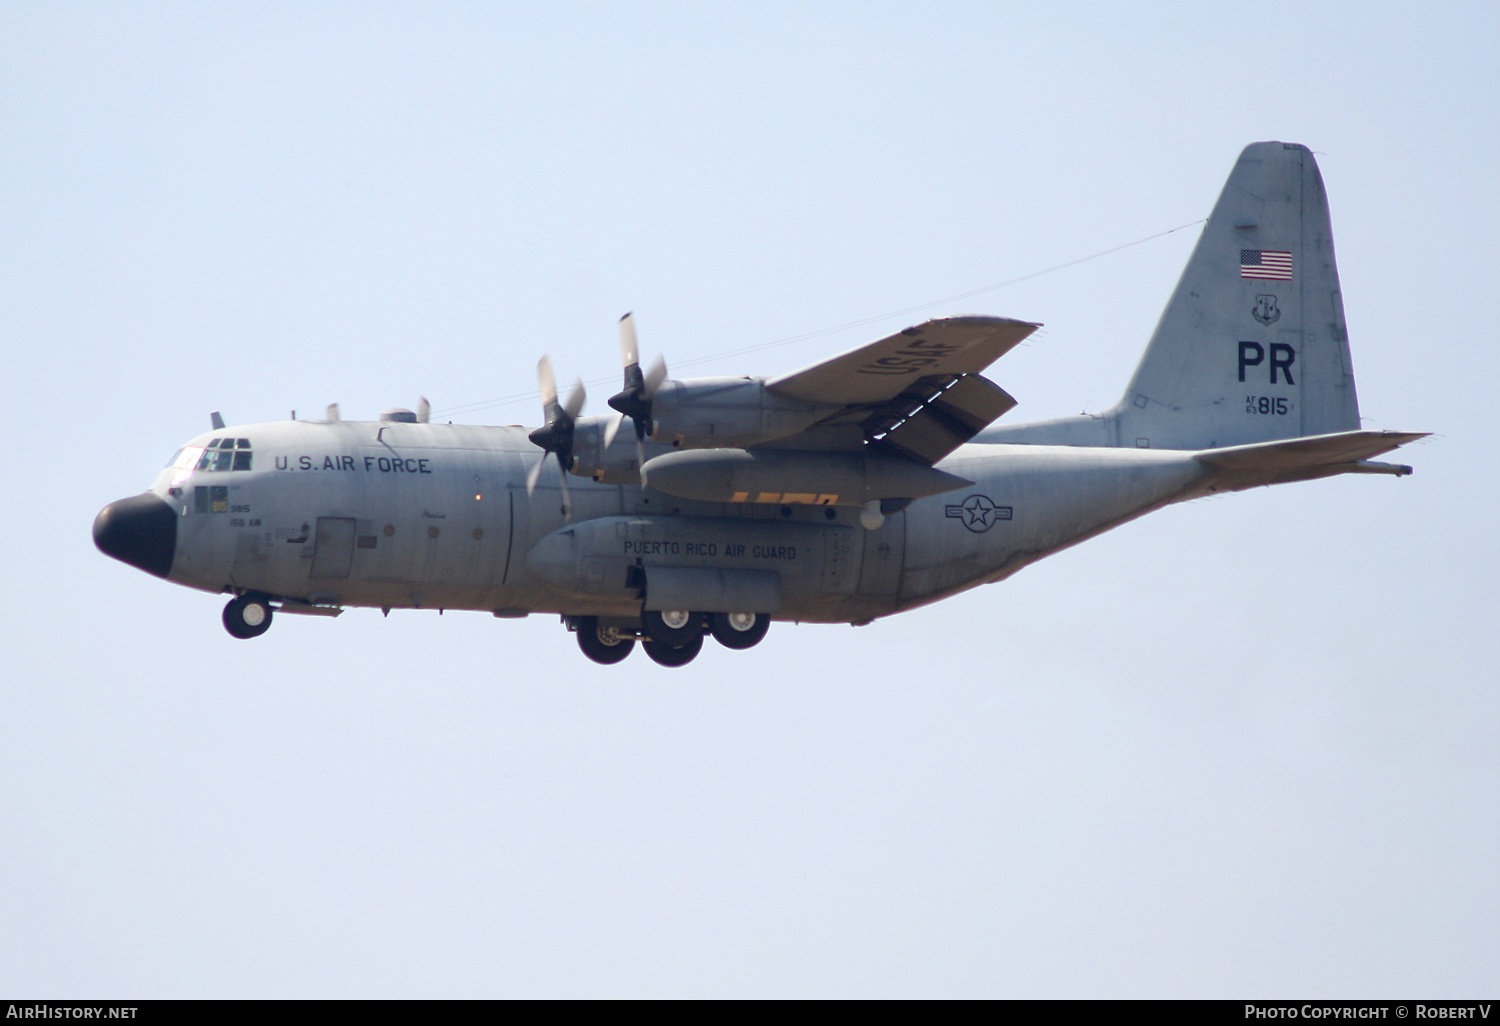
94,142 -> 1425,667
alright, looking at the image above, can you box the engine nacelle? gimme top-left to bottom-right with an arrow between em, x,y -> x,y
640,447 -> 972,507
647,377 -> 836,450
566,414 -> 671,484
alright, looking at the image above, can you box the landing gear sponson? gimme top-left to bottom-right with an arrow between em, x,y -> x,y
569,610 -> 770,667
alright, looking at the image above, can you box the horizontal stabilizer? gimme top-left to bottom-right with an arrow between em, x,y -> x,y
1197,430 -> 1428,490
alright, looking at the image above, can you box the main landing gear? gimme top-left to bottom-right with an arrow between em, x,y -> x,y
708,611 -> 771,650
223,593 -> 274,639
642,633 -> 703,667
575,617 -> 635,664
570,610 -> 771,667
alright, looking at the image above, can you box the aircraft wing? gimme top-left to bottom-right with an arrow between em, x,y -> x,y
767,316 -> 1038,404
763,316 -> 1040,464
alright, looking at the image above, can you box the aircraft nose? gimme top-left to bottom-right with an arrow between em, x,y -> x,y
93,492 -> 177,578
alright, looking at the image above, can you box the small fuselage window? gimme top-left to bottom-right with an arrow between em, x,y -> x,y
195,485 -> 230,514
195,437 -> 253,472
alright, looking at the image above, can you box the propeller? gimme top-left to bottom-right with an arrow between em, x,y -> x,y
526,356 -> 586,516
605,312 -> 667,473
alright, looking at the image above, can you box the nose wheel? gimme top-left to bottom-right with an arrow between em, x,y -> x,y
223,594 -> 274,639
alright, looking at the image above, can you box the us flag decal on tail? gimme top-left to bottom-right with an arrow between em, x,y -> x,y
1241,249 -> 1293,280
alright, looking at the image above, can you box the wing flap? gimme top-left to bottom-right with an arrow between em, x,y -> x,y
931,373 -> 1018,431
875,374 -> 1018,463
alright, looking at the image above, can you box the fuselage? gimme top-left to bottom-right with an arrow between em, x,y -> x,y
106,417 -> 1213,624
90,143 -> 1421,665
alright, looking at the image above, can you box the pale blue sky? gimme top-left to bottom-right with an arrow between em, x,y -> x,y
2,1 -> 1495,996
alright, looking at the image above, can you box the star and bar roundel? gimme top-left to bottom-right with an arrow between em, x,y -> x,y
945,494 -> 1012,533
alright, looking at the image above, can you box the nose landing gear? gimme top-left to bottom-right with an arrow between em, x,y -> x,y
223,594 -> 274,639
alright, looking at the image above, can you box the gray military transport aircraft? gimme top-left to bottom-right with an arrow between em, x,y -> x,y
94,142 -> 1425,667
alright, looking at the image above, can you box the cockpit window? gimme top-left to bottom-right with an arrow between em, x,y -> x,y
198,448 -> 232,471
194,438 -> 252,471
169,447 -> 204,469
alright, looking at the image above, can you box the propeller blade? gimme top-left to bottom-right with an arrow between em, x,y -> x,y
529,355 -> 582,510
607,313 -> 661,472
619,312 -> 638,367
556,460 -> 572,518
537,356 -> 558,412
416,396 -> 430,423
635,435 -> 647,486
603,412 -> 624,450
563,379 -> 586,421
643,355 -> 667,398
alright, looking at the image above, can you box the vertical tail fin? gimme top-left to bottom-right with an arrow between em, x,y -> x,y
1119,141 -> 1359,448
985,142 -> 1361,450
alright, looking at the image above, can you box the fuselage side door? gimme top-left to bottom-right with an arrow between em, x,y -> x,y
310,517 -> 357,578
856,510 -> 905,599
